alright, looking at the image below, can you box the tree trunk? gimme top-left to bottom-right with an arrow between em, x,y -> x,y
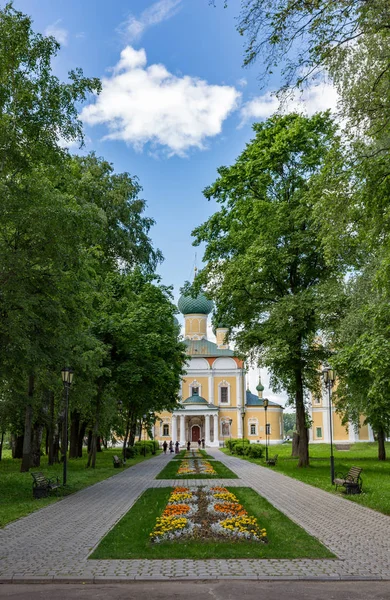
122,411 -> 131,460
87,429 -> 92,453
77,421 -> 87,458
377,426 -> 386,461
52,423 -> 60,464
87,389 -> 101,469
69,410 -> 80,459
47,391 -> 55,466
31,422 -> 43,468
0,431 -> 4,460
21,375 -> 34,472
291,432 -> 299,457
12,434 -> 24,458
96,436 -> 102,452
295,369 -> 309,467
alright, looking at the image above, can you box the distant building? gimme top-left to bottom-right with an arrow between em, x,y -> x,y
309,383 -> 374,445
155,290 -> 283,447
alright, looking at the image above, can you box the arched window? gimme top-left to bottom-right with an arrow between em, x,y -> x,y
163,424 -> 169,437
218,380 -> 231,404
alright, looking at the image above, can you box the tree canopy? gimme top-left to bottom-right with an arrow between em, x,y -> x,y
193,112 -> 344,466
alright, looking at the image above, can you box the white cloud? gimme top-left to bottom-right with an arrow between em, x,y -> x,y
120,0 -> 182,43
45,20 -> 68,46
81,46 -> 241,156
240,82 -> 339,126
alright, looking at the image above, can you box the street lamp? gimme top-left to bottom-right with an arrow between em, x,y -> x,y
61,367 -> 74,486
322,367 -> 335,484
229,418 -> 232,448
263,398 -> 269,462
241,405 -> 246,450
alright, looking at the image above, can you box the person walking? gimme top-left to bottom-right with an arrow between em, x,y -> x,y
162,440 -> 168,454
187,440 -> 191,451
175,441 -> 179,454
169,440 -> 174,453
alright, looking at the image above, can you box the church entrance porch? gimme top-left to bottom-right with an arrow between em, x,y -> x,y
191,425 -> 201,442
174,412 -> 220,447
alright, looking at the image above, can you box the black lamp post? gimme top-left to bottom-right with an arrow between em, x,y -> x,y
322,367 -> 335,484
229,418 -> 232,448
263,398 -> 269,462
241,405 -> 246,450
61,367 -> 74,486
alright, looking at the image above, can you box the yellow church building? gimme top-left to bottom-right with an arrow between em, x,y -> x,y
155,291 -> 284,447
309,385 -> 374,445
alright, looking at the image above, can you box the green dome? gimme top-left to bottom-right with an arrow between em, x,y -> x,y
256,382 -> 264,392
178,292 -> 214,316
182,390 -> 209,405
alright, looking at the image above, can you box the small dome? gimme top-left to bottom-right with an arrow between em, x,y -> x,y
178,292 -> 214,315
256,382 -> 264,392
182,390 -> 209,405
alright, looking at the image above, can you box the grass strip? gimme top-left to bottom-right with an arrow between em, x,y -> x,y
156,458 -> 238,479
221,442 -> 390,515
90,486 -> 334,560
0,448 -> 158,528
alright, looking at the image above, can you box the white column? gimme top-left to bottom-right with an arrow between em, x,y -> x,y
368,423 -> 375,442
323,404 -> 330,443
213,414 -> 219,447
172,415 -> 177,442
237,409 -> 243,437
208,374 -> 214,404
180,415 -> 186,445
205,414 -> 211,446
237,374 -> 242,407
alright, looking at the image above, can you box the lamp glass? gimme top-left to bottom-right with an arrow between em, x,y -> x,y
263,398 -> 269,408
61,367 -> 74,385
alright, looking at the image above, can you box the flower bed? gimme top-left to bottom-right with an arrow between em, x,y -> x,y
150,486 -> 268,544
177,459 -> 216,475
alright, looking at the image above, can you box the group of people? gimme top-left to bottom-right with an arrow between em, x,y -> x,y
162,440 -> 180,454
162,438 -> 206,453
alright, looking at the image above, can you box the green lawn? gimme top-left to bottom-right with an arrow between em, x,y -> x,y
90,486 -> 334,560
0,448 -> 158,528
222,442 -> 390,515
172,449 -> 214,460
156,457 -> 238,479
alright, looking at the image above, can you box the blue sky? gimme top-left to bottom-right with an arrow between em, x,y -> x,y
13,0 -> 337,404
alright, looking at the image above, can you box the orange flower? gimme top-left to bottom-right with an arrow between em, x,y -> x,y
214,502 -> 247,516
163,504 -> 190,517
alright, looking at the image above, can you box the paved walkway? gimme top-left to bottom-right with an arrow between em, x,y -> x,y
1,450 -> 389,582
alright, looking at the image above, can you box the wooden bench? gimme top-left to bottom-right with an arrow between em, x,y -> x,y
266,454 -> 278,466
31,472 -> 61,499
334,466 -> 363,494
113,455 -> 123,468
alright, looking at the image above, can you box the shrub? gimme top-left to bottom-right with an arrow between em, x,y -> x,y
245,444 -> 264,459
228,438 -> 250,454
125,446 -> 138,459
134,440 -> 159,456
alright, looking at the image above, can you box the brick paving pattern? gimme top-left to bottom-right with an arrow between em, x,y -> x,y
1,449 -> 389,581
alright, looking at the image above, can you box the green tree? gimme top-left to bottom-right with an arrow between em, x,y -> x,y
226,1 -> 390,139
283,412 -> 296,436
86,271 -> 186,468
193,113 -> 344,467
331,258 -> 390,460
